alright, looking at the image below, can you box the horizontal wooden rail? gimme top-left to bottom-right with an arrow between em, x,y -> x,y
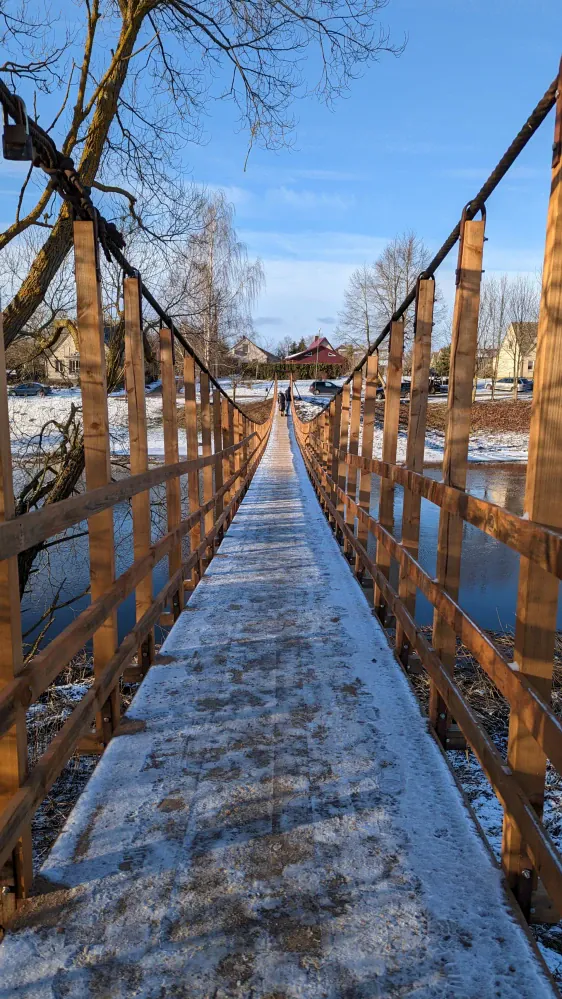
0,438 -> 264,743
0,435 -> 257,564
294,419 -> 562,916
0,422 -> 272,875
324,446 -> 562,581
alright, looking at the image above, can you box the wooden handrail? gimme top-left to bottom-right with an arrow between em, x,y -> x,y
0,435 -> 255,564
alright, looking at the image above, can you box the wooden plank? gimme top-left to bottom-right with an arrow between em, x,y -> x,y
213,388 -> 224,527
356,353 -> 378,568
227,402 -> 236,524
73,220 -> 118,746
396,278 -> 435,663
183,353 -> 200,585
374,321 -> 404,618
429,219 -> 485,743
124,277 -> 153,675
345,371 -> 363,549
337,382 -> 351,538
160,327 -> 183,617
330,392 -> 342,514
199,371 -> 213,547
0,313 -> 32,916
503,66 -> 562,915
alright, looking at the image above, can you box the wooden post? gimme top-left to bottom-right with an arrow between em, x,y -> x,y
221,397 -> 232,520
330,392 -> 342,513
213,388 -> 224,533
345,371 -> 363,550
0,315 -> 32,915
429,216 -> 485,744
183,353 -> 200,586
199,371 -> 213,553
74,221 -> 118,746
233,407 -> 243,513
396,278 -> 435,664
160,327 -> 183,618
356,353 -> 379,572
337,382 -> 351,541
124,277 -> 153,676
502,66 -> 562,916
374,321 -> 404,620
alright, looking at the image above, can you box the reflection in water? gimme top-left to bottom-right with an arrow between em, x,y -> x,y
365,465 -> 561,632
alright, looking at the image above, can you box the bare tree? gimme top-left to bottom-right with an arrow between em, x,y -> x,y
478,274 -> 511,399
2,0 -> 399,347
501,275 -> 540,398
336,263 -> 377,349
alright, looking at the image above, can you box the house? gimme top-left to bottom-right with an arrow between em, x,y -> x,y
230,336 -> 278,366
285,336 -> 347,367
43,323 -> 116,384
496,322 -> 537,379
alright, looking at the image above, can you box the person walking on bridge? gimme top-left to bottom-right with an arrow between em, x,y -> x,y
277,389 -> 286,416
285,384 -> 292,417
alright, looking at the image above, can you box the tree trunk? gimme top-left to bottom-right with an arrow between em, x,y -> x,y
3,17 -> 142,348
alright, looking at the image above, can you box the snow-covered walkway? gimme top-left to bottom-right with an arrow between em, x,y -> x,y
0,414 -> 555,998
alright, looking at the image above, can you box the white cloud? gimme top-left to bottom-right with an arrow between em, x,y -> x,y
267,186 -> 354,212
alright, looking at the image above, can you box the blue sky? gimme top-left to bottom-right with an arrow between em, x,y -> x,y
1,0 -> 561,348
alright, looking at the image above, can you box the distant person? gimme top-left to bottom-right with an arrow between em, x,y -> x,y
285,385 -> 291,416
278,390 -> 286,416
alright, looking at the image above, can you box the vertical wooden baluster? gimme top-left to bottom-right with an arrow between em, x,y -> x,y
0,315 -> 32,917
74,220 -> 118,747
124,277 -> 153,678
228,403 -> 236,520
337,382 -> 351,542
502,64 -> 562,917
233,408 -> 243,512
345,371 -> 363,550
183,353 -> 200,589
330,392 -> 342,516
160,327 -> 183,618
356,354 -> 379,576
396,279 -> 435,665
374,321 -> 404,621
429,215 -> 485,745
199,371 -> 213,559
221,397 -> 231,524
213,387 -> 224,539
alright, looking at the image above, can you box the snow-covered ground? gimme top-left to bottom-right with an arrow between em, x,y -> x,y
8,377 -> 530,463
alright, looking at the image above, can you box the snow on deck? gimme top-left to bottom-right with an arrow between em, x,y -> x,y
0,414 -> 554,998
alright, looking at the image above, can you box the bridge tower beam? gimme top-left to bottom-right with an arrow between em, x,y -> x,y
502,62 -> 562,918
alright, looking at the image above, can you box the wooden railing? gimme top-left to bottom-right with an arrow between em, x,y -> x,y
0,220 -> 275,921
292,64 -> 562,923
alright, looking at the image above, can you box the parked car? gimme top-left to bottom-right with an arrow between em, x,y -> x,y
309,380 -> 340,395
375,380 -> 411,401
8,382 -> 52,397
484,377 -> 533,393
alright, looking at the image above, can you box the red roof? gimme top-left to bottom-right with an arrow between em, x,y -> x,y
285,336 -> 347,366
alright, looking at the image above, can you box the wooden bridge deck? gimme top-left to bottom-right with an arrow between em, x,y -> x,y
0,414 -> 555,998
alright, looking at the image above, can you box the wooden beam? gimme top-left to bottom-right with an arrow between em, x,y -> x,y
183,353 -> 200,585
124,277 -> 153,676
73,220 -> 118,745
503,64 -> 562,915
374,321 -> 404,619
213,387 -> 224,530
356,353 -> 378,569
160,327 -> 183,617
429,218 -> 485,744
330,392 -> 342,514
396,278 -> 435,664
0,313 -> 32,917
199,371 -> 213,549
345,371 -> 363,549
337,382 -> 351,540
